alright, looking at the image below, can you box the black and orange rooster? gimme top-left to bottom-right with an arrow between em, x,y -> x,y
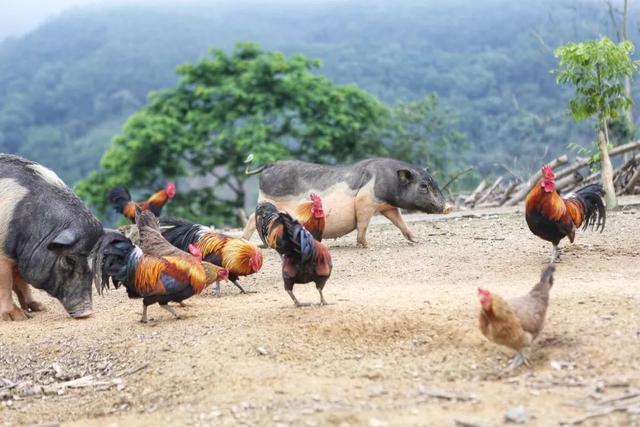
160,217 -> 263,296
255,202 -> 332,306
292,193 -> 326,241
525,165 -> 606,262
92,211 -> 228,322
108,182 -> 176,222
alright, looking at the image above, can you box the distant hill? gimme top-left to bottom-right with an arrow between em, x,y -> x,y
0,0 -> 635,184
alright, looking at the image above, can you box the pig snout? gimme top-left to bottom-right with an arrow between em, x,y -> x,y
61,293 -> 94,319
443,203 -> 454,214
424,192 -> 449,214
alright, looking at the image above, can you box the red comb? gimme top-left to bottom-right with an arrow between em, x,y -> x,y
310,193 -> 322,205
166,181 -> 176,198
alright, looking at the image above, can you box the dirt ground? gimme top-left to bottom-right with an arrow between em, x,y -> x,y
1,203 -> 640,427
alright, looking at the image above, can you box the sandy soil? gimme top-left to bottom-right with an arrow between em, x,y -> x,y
1,204 -> 640,427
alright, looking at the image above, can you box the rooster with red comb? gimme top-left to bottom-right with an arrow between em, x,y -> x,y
292,193 -> 326,241
525,164 -> 606,262
108,181 -> 176,223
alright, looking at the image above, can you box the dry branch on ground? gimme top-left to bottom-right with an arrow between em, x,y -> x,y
454,140 -> 640,209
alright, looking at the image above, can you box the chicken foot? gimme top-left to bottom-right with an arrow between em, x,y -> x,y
286,290 -> 312,307
506,352 -> 530,371
317,288 -> 328,305
214,279 -> 257,297
161,304 -> 182,320
232,280 -> 257,295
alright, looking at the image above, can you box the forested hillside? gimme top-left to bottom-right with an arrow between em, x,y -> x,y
0,0 -> 636,185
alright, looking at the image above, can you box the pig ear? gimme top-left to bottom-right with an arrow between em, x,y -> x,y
397,169 -> 415,185
47,229 -> 78,252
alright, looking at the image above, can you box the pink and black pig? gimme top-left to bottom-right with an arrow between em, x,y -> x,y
243,158 -> 453,247
0,154 -> 103,320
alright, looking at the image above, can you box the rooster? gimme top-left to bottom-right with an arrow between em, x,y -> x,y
292,193 -> 326,241
478,264 -> 555,370
108,182 -> 176,222
255,202 -> 332,306
525,165 -> 606,262
92,211 -> 228,322
160,217 -> 263,296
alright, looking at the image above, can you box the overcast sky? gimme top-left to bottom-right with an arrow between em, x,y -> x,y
0,0 -> 333,41
0,0 -> 216,40
2,0 -> 97,39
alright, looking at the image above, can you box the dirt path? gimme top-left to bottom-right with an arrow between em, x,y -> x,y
1,206 -> 640,426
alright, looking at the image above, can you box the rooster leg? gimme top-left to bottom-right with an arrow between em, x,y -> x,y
140,305 -> 149,323
286,290 -> 311,307
214,281 -> 222,297
232,280 -> 257,294
549,244 -> 560,263
177,301 -> 188,308
286,290 -> 301,306
317,288 -> 328,305
160,304 -> 182,320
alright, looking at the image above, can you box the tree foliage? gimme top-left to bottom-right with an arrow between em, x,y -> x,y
374,95 -> 468,180
1,0 -> 634,186
76,43 -> 386,225
555,37 -> 638,122
554,36 -> 640,208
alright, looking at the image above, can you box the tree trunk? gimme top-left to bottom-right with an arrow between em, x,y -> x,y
623,0 -> 633,127
598,123 -> 617,209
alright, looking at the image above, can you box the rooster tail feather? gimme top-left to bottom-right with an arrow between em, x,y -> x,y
280,210 -> 314,260
107,186 -> 133,215
297,227 -> 314,262
160,217 -> 203,250
255,202 -> 281,247
91,230 -> 137,295
574,183 -> 606,232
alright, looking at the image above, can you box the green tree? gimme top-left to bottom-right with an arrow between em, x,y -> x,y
374,95 -> 467,184
76,42 -> 385,225
555,36 -> 639,209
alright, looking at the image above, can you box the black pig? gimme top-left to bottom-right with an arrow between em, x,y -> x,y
0,154 -> 103,320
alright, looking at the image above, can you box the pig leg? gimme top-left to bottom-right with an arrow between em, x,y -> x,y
242,213 -> 257,240
0,260 -> 29,321
380,208 -> 418,243
355,203 -> 377,248
12,270 -> 46,312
